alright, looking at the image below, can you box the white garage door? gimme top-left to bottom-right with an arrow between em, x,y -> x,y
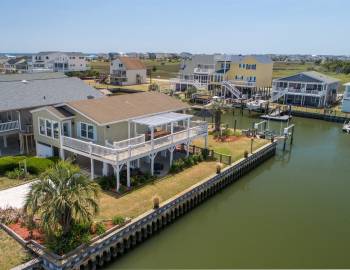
36,143 -> 53,157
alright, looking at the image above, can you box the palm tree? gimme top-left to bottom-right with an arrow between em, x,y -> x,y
24,160 -> 100,236
210,99 -> 224,132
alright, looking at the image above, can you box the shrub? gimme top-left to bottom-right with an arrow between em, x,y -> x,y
244,150 -> 249,158
6,168 -> 26,180
216,163 -> 223,174
201,148 -> 210,160
153,196 -> 160,209
46,222 -> 91,254
0,156 -> 26,174
25,157 -> 54,174
112,216 -> 125,225
0,207 -> 23,225
95,222 -> 106,235
96,176 -> 115,190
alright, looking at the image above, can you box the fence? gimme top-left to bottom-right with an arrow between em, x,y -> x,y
188,145 -> 232,165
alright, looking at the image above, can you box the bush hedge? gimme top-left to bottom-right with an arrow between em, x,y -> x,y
0,156 -> 55,175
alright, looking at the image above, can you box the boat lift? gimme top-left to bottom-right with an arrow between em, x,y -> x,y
252,120 -> 295,151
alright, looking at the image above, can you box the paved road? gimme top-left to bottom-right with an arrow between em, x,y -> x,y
0,182 -> 34,208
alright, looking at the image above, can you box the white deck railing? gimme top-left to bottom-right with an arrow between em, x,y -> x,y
62,123 -> 208,163
0,120 -> 19,133
272,87 -> 325,96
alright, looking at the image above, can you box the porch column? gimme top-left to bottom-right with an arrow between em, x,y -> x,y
17,111 -> 22,132
128,120 -> 131,139
102,162 -> 109,176
134,122 -> 137,137
151,126 -> 154,150
59,126 -> 65,160
3,136 -> 7,148
187,118 -> 190,139
186,141 -> 190,157
114,165 -> 120,192
204,134 -> 208,149
149,153 -> 156,176
126,160 -> 131,188
169,146 -> 175,167
90,158 -> 94,180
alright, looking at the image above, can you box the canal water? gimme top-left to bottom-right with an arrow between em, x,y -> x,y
107,111 -> 350,269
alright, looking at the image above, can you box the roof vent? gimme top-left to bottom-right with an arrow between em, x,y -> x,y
43,96 -> 46,100
87,95 -> 95,99
21,80 -> 28,84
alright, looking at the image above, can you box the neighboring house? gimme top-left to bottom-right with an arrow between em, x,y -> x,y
1,57 -> 30,73
0,73 -> 103,156
341,83 -> 350,113
271,71 -> 340,107
110,57 -> 147,85
170,54 -> 273,99
31,51 -> 89,72
31,92 -> 208,191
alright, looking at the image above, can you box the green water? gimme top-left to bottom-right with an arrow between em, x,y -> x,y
107,112 -> 350,269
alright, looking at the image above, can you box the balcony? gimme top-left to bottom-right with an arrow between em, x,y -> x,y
194,68 -> 215,74
273,87 -> 324,96
0,120 -> 19,135
61,122 -> 208,164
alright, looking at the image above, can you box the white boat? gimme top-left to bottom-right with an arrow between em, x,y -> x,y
246,99 -> 268,111
342,121 -> 350,133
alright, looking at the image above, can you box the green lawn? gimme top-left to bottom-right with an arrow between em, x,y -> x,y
193,134 -> 268,163
0,229 -> 31,270
97,161 -> 218,219
0,177 -> 33,191
90,59 -> 180,79
143,59 -> 180,79
89,61 -> 110,74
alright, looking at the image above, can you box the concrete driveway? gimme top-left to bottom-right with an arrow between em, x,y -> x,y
0,182 -> 34,208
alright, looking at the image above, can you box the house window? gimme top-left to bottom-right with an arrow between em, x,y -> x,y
252,64 -> 256,70
79,122 -> 95,140
53,122 -> 59,139
46,120 -> 52,137
39,118 -> 60,139
39,119 -> 46,135
62,122 -> 71,137
119,63 -> 123,68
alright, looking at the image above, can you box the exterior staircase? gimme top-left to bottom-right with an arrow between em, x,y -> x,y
221,81 -> 242,99
270,89 -> 288,102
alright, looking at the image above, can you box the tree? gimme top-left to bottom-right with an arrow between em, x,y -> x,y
185,86 -> 197,99
210,99 -> 224,132
24,160 -> 100,237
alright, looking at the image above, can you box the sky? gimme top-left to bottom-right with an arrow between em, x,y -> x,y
1,0 -> 349,55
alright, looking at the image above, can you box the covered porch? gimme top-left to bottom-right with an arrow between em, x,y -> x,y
61,112 -> 208,192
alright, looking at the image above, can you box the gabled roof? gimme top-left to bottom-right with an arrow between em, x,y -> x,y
66,92 -> 190,125
117,57 -> 146,70
6,57 -> 28,65
274,71 -> 339,84
0,73 -> 103,112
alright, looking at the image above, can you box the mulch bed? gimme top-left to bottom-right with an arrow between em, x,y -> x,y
8,222 -> 45,244
8,220 -> 115,245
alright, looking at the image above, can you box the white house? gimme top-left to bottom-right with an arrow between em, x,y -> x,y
110,57 -> 147,85
31,52 -> 89,72
342,83 -> 350,113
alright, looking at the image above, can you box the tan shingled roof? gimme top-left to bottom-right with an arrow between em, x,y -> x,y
66,92 -> 190,125
119,57 -> 146,70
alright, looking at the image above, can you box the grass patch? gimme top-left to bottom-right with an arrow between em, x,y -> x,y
0,229 -> 31,270
0,176 -> 33,191
97,161 -> 217,220
193,134 -> 268,162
